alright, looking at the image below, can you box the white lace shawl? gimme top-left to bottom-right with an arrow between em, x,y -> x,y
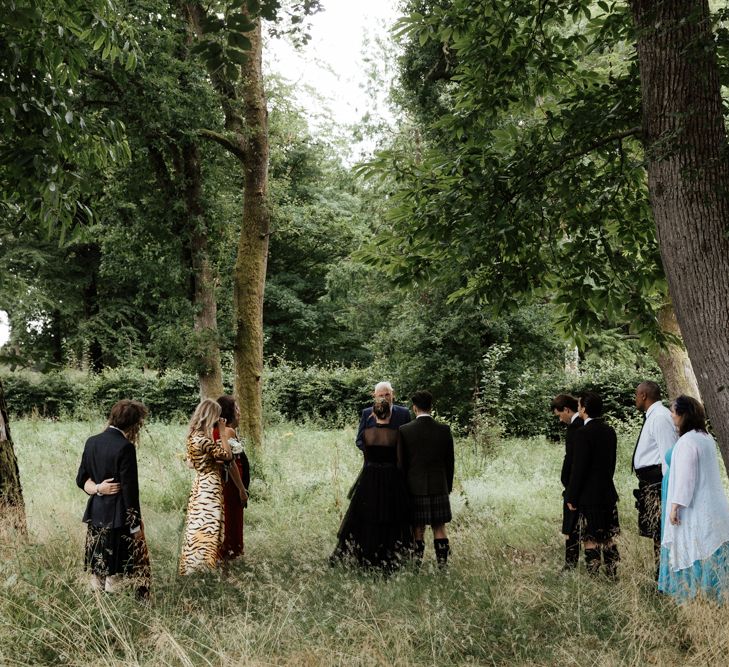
662,430 -> 729,571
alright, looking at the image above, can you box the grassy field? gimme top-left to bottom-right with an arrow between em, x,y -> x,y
1,417 -> 729,665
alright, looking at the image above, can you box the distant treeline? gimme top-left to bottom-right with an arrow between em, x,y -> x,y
1,358 -> 657,439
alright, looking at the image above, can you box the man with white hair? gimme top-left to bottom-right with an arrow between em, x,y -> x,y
355,381 -> 411,449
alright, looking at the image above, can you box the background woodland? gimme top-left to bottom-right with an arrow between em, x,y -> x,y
2,0 -> 729,535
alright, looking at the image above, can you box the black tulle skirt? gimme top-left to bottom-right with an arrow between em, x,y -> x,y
332,463 -> 414,569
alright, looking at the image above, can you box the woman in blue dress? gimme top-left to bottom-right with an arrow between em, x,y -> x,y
658,395 -> 729,602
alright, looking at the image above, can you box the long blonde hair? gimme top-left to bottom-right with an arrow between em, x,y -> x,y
187,399 -> 221,440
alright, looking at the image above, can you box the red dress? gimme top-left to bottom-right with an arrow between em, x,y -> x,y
222,456 -> 245,559
213,426 -> 246,560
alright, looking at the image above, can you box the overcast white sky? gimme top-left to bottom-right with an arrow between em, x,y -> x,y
267,0 -> 400,152
0,1 -> 401,348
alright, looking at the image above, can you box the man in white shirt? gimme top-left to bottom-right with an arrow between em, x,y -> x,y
633,380 -> 678,579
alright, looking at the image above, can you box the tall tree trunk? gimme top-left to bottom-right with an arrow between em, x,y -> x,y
653,302 -> 701,400
233,19 -> 269,450
148,137 -> 225,398
0,379 -> 26,533
629,0 -> 729,468
185,2 -> 269,448
79,243 -> 104,372
182,141 -> 225,399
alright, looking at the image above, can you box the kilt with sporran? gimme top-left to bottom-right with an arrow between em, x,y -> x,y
412,494 -> 452,525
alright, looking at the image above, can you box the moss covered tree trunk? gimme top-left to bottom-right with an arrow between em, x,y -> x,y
0,379 -> 26,533
182,141 -> 225,399
232,20 -> 269,450
629,0 -> 729,468
185,2 -> 269,448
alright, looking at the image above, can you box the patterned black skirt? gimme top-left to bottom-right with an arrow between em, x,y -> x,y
85,525 -> 134,576
412,494 -> 452,526
84,524 -> 152,598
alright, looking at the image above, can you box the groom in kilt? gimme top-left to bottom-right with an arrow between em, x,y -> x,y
398,390 -> 455,568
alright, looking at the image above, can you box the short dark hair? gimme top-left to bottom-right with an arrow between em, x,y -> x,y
551,394 -> 578,412
578,391 -> 603,418
672,395 -> 706,436
108,399 -> 148,444
638,380 -> 662,402
411,390 -> 433,412
217,395 -> 238,424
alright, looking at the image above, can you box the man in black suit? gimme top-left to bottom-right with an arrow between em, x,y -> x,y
551,394 -> 584,571
356,381 -> 411,449
398,390 -> 454,568
565,391 -> 620,578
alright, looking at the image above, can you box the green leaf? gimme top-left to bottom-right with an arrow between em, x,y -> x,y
228,14 -> 256,32
190,41 -> 210,56
201,16 -> 225,33
228,32 -> 252,51
224,62 -> 239,81
226,48 -> 248,65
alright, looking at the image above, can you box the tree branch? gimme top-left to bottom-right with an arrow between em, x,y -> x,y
535,126 -> 643,182
197,128 -> 246,161
184,2 -> 247,141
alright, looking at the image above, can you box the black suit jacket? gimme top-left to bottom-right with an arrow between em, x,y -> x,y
76,427 -> 141,531
356,404 -> 411,449
564,418 -> 618,508
560,416 -> 584,488
397,416 -> 454,496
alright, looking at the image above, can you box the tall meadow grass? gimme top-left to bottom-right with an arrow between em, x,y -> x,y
1,418 -> 728,665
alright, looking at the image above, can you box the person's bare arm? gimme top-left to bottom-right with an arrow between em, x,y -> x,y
229,458 -> 248,505
83,478 -> 121,496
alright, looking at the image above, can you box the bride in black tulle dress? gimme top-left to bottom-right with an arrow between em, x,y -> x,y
332,398 -> 413,570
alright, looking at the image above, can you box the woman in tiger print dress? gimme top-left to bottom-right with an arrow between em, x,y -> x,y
179,399 -> 233,575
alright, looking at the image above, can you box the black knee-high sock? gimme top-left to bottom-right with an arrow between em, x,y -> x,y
584,547 -> 601,575
434,538 -> 450,567
602,544 -> 620,579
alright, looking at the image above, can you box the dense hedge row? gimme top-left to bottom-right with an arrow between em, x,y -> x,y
0,360 -> 659,436
0,368 -> 205,421
0,364 -> 376,425
501,362 -> 661,440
